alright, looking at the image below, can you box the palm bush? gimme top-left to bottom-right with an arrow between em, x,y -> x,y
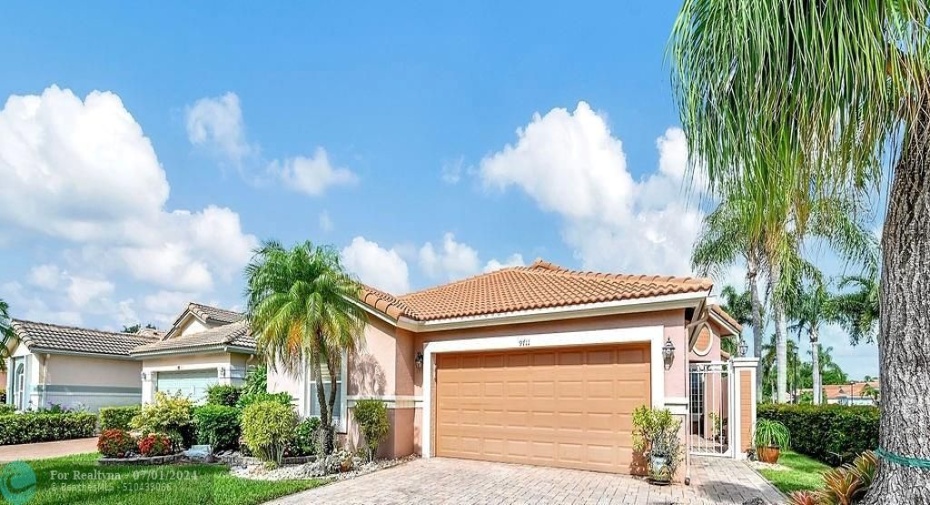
754,419 -> 790,449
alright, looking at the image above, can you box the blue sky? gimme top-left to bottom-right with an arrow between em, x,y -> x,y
0,2 -> 878,376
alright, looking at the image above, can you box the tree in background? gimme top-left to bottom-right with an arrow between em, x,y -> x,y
833,266 -> 881,345
245,240 -> 367,454
671,3 -> 930,498
789,281 -> 835,405
121,323 -> 157,334
717,285 -> 752,355
0,299 -> 11,372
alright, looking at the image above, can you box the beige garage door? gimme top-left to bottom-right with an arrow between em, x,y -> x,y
435,344 -> 650,474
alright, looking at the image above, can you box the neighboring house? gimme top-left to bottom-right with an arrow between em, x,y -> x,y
130,303 -> 258,403
4,302 -> 258,411
5,320 -> 157,411
826,381 -> 879,406
268,259 -> 758,476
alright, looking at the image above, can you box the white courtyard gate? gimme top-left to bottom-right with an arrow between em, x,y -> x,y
689,361 -> 733,457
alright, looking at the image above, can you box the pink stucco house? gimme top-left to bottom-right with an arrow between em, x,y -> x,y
269,259 -> 759,475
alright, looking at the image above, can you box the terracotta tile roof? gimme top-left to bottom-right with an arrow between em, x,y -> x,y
360,259 -> 712,322
12,319 -> 159,357
709,305 -> 743,333
131,320 -> 255,355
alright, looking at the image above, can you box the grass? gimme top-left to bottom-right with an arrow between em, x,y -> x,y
757,450 -> 832,495
15,453 -> 323,505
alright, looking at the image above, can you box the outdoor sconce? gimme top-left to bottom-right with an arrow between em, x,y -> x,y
662,337 -> 676,370
219,367 -> 227,378
415,352 -> 424,369
737,338 -> 748,358
140,372 -> 148,381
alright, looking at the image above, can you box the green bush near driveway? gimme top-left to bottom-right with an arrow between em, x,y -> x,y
194,404 -> 241,451
206,384 -> 243,407
241,401 -> 297,466
99,405 -> 141,431
24,452 -> 323,505
757,404 -> 878,464
129,392 -> 195,451
0,404 -> 15,416
236,391 -> 293,410
0,412 -> 97,445
288,417 -> 321,457
353,399 -> 389,461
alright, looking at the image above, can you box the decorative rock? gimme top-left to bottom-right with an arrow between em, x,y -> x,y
184,445 -> 214,463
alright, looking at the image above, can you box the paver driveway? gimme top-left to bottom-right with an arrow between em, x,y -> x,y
0,437 -> 98,462
267,456 -> 785,505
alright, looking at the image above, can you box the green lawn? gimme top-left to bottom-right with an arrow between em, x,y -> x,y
15,453 -> 322,505
757,450 -> 832,495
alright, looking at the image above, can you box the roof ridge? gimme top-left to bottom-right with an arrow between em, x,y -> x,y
11,319 -> 154,340
521,265 -> 711,285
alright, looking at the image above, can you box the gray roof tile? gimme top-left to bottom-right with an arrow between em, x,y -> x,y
131,320 -> 255,355
12,320 -> 159,357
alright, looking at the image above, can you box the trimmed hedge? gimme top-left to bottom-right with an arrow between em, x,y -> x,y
99,405 -> 141,431
193,405 -> 240,451
757,404 -> 879,464
206,385 -> 242,407
0,412 -> 98,445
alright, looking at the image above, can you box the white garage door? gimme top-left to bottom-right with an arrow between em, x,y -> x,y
156,370 -> 217,403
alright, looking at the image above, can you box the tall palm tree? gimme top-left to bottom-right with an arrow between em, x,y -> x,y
692,195 -> 767,394
718,285 -> 751,355
760,334 -> 801,403
833,266 -> 880,345
245,241 -> 367,452
788,281 -> 835,405
670,2 -> 930,499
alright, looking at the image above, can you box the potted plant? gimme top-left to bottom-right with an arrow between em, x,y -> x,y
753,418 -> 790,463
632,406 -> 683,485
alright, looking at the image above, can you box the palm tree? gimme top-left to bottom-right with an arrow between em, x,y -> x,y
670,4 -> 930,498
0,298 -> 12,372
718,285 -> 752,355
691,195 -> 767,395
760,334 -> 801,403
788,281 -> 835,405
245,241 -> 367,453
832,266 -> 880,345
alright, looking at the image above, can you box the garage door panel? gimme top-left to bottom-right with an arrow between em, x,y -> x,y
436,344 -> 650,474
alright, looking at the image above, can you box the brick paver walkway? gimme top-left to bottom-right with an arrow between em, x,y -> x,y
267,456 -> 785,504
0,437 -> 98,462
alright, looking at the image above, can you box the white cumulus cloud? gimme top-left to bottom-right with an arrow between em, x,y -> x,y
269,148 -> 358,196
484,253 -> 525,272
480,102 -> 704,276
341,237 -> 411,295
185,92 -> 254,165
418,233 -> 481,281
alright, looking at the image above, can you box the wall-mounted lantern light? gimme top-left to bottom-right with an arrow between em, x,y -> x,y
415,352 -> 424,369
219,367 -> 227,378
140,372 -> 148,381
662,337 -> 676,370
737,338 -> 748,358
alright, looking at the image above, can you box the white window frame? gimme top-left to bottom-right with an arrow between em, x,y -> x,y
304,351 -> 349,433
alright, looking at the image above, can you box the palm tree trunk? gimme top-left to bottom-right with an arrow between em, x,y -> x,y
811,327 -> 821,405
747,256 -> 764,397
863,96 -> 930,505
769,267 -> 789,404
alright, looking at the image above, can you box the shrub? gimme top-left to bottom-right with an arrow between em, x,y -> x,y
206,384 -> 242,407
288,417 -> 321,457
242,365 -> 267,395
0,412 -> 97,445
0,404 -> 15,416
631,406 -> 682,482
193,405 -> 240,451
99,405 -> 141,431
758,404 -> 878,464
137,433 -> 173,457
236,391 -> 293,410
130,392 -> 194,450
0,389 -> 6,403
353,399 -> 389,462
98,429 -> 136,458
241,401 -> 297,467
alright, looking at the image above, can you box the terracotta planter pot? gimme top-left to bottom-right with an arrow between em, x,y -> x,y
757,445 -> 780,464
